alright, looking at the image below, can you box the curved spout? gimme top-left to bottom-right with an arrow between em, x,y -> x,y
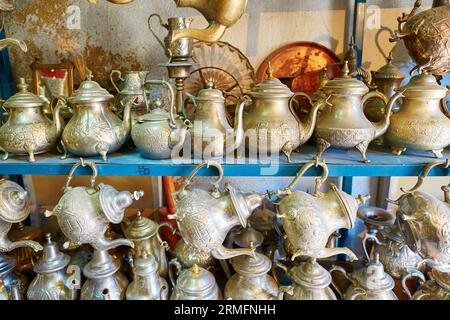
225,96 -> 249,154
122,98 -> 135,135
212,244 -> 255,260
0,230 -> 43,252
0,38 -> 27,52
299,96 -> 329,144
171,22 -> 227,43
371,90 -> 404,139
52,98 -> 64,137
92,235 -> 134,252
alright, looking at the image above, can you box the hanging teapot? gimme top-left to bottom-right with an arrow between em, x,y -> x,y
385,72 -> 450,158
185,81 -> 247,160
126,253 -> 168,300
170,264 -> 222,300
131,79 -> 190,159
169,162 -> 264,260
269,160 -> 369,261
27,234 -> 77,300
330,254 -> 398,300
243,65 -> 325,162
59,72 -> 132,160
45,160 -> 144,251
312,61 -> 401,163
0,78 -> 63,162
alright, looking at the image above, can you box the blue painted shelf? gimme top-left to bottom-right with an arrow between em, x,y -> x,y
0,145 -> 448,177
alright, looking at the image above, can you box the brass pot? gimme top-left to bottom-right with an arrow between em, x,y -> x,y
413,267 -> 450,300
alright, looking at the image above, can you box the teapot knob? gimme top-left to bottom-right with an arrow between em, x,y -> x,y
357,194 -> 371,205
16,78 -> 28,92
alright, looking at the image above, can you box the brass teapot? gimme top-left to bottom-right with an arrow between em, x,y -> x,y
385,73 -> 450,158
170,264 -> 221,300
27,234 -> 77,300
45,160 -> 143,251
270,160 -> 369,261
171,0 -> 248,43
185,81 -> 247,160
312,61 -> 401,163
169,162 -> 264,260
243,66 -> 325,162
126,253 -> 168,300
0,78 -> 63,162
59,73 -> 132,160
412,267 -> 450,300
330,255 -> 398,300
131,80 -> 190,159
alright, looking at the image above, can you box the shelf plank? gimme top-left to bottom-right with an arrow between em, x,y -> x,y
0,145 -> 448,177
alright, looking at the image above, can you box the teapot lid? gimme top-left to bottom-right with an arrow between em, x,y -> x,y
34,234 -> 70,273
176,264 -> 217,295
330,184 -> 358,230
133,253 -> 159,276
373,53 -> 405,80
324,61 -> 369,95
289,259 -> 332,289
69,72 -> 114,104
0,254 -> 15,275
230,250 -> 272,277
195,80 -> 225,101
249,64 -> 294,99
400,73 -> 448,96
138,106 -> 170,122
352,255 -> 395,291
233,228 -> 264,248
431,268 -> 450,291
0,179 -> 30,224
124,212 -> 158,241
3,78 -> 45,109
98,183 -> 129,224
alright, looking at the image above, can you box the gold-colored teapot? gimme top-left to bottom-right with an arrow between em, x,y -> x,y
171,0 -> 248,43
385,73 -> 450,158
0,78 -> 63,162
169,162 -> 264,260
312,61 -> 402,163
412,267 -> 450,300
270,160 -> 369,261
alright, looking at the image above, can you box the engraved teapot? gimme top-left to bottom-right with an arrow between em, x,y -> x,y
0,78 -> 63,162
126,253 -> 169,300
330,255 -> 398,300
169,162 -> 264,260
185,81 -> 247,160
59,72 -> 132,160
27,234 -> 77,300
312,61 -> 401,163
45,160 -> 144,251
385,73 -> 450,158
412,267 -> 450,300
170,0 -> 248,43
243,65 -> 325,162
170,264 -> 221,300
131,79 -> 190,159
270,160 -> 369,261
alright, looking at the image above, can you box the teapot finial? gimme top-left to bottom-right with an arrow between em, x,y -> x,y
206,79 -> 214,89
86,69 -> 93,81
387,51 -> 394,64
357,194 -> 371,205
17,78 -> 28,92
266,62 -> 273,79
341,61 -> 350,77
45,233 -> 52,244
192,264 -> 200,275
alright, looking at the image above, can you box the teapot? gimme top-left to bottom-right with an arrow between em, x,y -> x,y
131,79 -> 190,159
385,73 -> 450,158
390,0 -> 450,75
0,78 -> 63,162
59,72 -> 132,161
126,253 -> 168,300
170,0 -> 248,43
27,234 -> 77,300
270,160 -> 369,261
274,258 -> 336,300
0,38 -> 27,52
170,264 -> 222,300
389,160 -> 450,268
148,14 -> 193,60
0,256 -> 26,300
243,65 -> 325,162
412,267 -> 450,300
185,81 -> 247,160
123,211 -> 175,278
312,61 -> 401,163
169,162 -> 264,260
45,160 -> 143,251
330,254 -> 398,300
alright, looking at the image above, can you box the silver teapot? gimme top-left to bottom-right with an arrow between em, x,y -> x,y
169,162 -> 264,260
0,78 -> 63,162
27,234 -> 77,300
412,267 -> 450,300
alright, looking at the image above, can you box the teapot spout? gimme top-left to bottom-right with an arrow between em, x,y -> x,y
225,96 -> 248,154
0,237 -> 43,253
0,38 -> 27,52
52,98 -> 64,137
372,90 -> 404,139
171,22 -> 227,43
93,236 -> 134,252
212,244 -> 255,260
122,98 -> 134,135
299,97 -> 327,144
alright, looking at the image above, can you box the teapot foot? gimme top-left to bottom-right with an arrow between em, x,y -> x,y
391,146 -> 406,156
281,141 -> 294,163
24,145 -> 35,163
356,141 -> 370,163
95,143 -> 109,161
0,147 -> 8,161
60,141 -> 69,160
432,149 -> 444,158
315,138 -> 331,163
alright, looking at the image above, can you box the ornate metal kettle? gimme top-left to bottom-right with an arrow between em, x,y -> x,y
45,160 -> 143,251
27,234 -> 77,300
169,162 -> 264,260
0,78 -> 63,162
270,160 -> 369,261
312,61 -> 402,163
412,266 -> 450,300
185,81 -> 247,159
170,0 -> 248,43
59,73 -> 132,160
131,79 -> 190,159
385,72 -> 450,158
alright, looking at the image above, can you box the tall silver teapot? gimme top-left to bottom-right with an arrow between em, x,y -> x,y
170,264 -> 221,300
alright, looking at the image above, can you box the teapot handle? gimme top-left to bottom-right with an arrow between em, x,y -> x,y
156,222 -> 175,251
110,70 -> 124,94
441,88 -> 450,118
148,13 -> 170,56
272,262 -> 289,286
400,159 -> 449,193
362,233 -> 382,262
143,80 -> 176,128
401,268 -> 426,299
65,158 -> 98,190
329,265 -> 356,299
361,90 -> 388,107
174,161 -> 224,197
168,258 -> 182,288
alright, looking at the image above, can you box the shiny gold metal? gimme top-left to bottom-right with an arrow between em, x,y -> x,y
8,222 -> 41,277
0,38 -> 27,52
412,267 -> 450,300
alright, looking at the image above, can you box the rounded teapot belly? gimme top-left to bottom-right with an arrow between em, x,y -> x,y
285,286 -> 337,300
224,275 -> 279,300
81,273 -> 128,300
344,287 -> 398,300
314,127 -> 375,149
132,124 -> 172,159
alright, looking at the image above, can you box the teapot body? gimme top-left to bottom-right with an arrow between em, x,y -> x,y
27,270 -> 75,300
285,286 -> 336,300
344,286 -> 398,300
80,271 -> 128,300
225,273 -> 279,300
